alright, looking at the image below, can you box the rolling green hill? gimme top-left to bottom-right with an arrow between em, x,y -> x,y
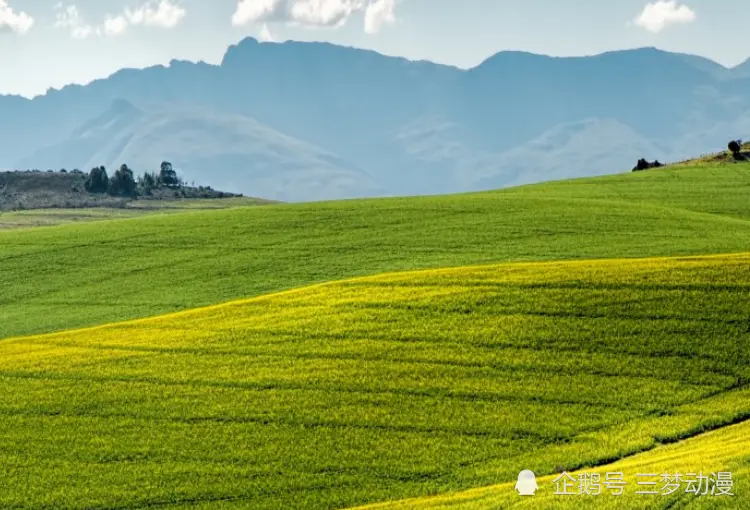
2,160 -> 750,509
1,253 -> 748,508
0,165 -> 750,338
1,163 -> 749,340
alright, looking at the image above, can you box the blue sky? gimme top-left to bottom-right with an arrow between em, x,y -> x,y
1,0 -> 748,97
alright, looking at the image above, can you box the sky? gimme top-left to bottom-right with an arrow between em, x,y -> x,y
1,0 -> 749,97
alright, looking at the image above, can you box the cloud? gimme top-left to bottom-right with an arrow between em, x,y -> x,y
232,0 -> 286,26
54,1 -> 185,38
54,3 -> 94,39
232,0 -> 397,33
634,1 -> 695,33
125,0 -> 186,28
0,0 -> 34,34
102,14 -> 128,36
364,0 -> 395,34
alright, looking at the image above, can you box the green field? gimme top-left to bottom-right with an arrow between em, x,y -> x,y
2,164 -> 750,340
1,162 -> 750,509
1,254 -> 749,508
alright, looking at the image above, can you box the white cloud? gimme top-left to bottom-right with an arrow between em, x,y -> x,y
289,0 -> 359,26
0,0 -> 34,34
364,0 -> 394,34
102,14 -> 128,36
96,0 -> 185,36
232,0 -> 397,33
125,0 -> 186,28
54,4 -> 94,39
634,1 -> 696,33
53,1 -> 184,38
258,22 -> 275,41
233,0 -> 285,26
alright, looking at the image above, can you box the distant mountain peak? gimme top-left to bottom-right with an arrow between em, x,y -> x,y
221,37 -> 262,67
476,50 -> 552,68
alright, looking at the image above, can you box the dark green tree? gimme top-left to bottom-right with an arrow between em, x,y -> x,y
159,161 -> 179,187
84,166 -> 109,193
729,140 -> 741,157
138,171 -> 157,195
108,164 -> 137,196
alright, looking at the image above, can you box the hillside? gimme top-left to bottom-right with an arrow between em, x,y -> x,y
0,253 -> 748,508
3,40 -> 750,200
1,163 -> 749,340
0,168 -> 252,212
2,159 -> 750,509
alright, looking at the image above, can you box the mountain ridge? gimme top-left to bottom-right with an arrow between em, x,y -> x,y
2,38 -> 749,201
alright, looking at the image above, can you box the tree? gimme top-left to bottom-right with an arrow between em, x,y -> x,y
84,166 -> 109,193
159,161 -> 179,187
633,158 -> 650,171
729,140 -> 741,157
138,171 -> 157,195
108,164 -> 137,196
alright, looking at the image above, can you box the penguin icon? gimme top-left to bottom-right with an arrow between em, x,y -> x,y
515,470 -> 538,496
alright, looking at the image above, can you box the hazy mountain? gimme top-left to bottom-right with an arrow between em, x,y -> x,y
18,99 -> 380,202
731,58 -> 750,78
1,39 -> 749,201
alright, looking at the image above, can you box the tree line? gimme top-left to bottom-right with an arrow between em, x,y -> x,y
84,161 -> 182,197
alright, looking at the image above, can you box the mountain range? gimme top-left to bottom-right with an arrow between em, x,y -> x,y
2,38 -> 750,201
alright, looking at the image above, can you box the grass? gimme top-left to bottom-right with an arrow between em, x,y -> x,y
2,163 -> 750,340
354,418 -> 750,509
0,253 -> 749,509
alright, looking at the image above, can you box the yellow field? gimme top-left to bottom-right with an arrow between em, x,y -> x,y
1,253 -> 749,508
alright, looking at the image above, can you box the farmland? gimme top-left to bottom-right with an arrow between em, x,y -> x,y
0,253 -> 749,509
2,163 -> 750,340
